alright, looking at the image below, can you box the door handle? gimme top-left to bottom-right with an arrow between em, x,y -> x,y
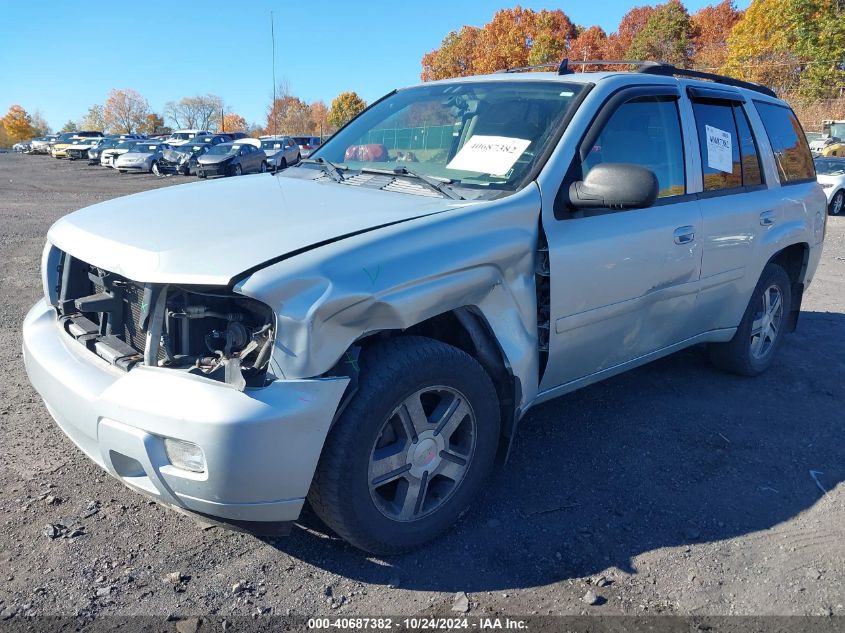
673,225 -> 696,245
760,210 -> 776,226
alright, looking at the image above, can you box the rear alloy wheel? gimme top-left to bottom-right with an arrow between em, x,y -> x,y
708,262 -> 791,376
309,336 -> 500,555
830,190 -> 844,216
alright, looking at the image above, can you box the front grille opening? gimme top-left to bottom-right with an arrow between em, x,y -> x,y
55,252 -> 275,388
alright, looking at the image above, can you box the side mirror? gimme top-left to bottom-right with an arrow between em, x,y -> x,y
569,163 -> 659,210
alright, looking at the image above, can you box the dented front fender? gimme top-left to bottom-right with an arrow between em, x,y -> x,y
236,185 -> 543,408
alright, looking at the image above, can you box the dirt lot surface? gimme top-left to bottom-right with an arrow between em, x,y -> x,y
0,154 -> 843,624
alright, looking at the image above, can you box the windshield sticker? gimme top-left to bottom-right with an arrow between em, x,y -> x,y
447,135 -> 531,176
705,125 -> 733,173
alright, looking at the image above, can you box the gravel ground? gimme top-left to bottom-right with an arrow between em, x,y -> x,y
0,154 -> 843,623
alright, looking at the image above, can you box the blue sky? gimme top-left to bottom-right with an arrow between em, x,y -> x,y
1,0 -> 750,131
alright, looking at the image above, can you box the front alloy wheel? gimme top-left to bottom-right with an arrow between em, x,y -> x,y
232,164 -> 242,177
309,336 -> 500,554
368,386 -> 476,522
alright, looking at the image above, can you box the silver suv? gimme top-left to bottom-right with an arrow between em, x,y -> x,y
22,62 -> 826,554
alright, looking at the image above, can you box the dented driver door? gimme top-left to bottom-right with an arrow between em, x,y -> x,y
540,87 -> 704,392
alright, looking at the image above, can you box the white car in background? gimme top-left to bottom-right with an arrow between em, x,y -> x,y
815,157 -> 845,215
101,139 -> 144,168
166,129 -> 211,147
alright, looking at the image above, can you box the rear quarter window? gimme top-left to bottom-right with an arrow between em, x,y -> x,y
755,102 -> 815,183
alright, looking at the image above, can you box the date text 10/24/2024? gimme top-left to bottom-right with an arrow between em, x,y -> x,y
307,617 -> 529,630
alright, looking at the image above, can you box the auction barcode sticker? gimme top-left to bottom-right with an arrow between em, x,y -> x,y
447,135 -> 531,176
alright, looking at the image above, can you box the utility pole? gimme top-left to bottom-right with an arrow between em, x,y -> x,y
271,11 -> 277,137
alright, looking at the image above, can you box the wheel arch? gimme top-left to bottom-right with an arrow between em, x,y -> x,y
336,307 -> 524,461
767,241 -> 809,332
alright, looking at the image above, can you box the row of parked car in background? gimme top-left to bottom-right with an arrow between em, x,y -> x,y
14,130 -> 323,179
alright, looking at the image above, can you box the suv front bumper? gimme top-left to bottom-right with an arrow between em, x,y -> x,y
22,299 -> 349,526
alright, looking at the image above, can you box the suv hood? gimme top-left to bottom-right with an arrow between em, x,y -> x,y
48,173 -> 465,286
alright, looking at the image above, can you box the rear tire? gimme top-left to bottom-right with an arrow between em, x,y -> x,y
708,262 -> 792,376
829,190 -> 844,216
308,336 -> 500,555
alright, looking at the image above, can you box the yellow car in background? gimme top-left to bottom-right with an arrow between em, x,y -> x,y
821,142 -> 845,158
50,133 -> 80,158
50,130 -> 104,158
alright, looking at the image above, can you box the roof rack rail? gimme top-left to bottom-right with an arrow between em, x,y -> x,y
495,59 -> 661,75
495,57 -> 777,98
637,63 -> 778,98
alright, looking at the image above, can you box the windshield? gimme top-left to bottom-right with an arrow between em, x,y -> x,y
206,144 -> 236,155
133,144 -> 161,153
814,158 -> 845,175
57,133 -> 77,142
261,140 -> 283,150
310,81 -> 584,191
293,136 -> 317,145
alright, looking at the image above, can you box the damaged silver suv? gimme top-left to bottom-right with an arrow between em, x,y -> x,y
23,61 -> 826,554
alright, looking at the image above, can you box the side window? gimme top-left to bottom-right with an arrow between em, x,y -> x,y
755,102 -> 815,183
734,106 -> 762,186
582,96 -> 686,198
691,100 -> 742,191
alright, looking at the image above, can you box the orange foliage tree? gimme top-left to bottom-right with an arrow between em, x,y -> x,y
2,105 -> 37,143
691,0 -> 742,70
220,112 -> 247,133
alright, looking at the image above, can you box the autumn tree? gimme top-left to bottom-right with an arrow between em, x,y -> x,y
690,1 -> 742,70
605,6 -> 656,59
309,100 -> 331,136
103,88 -> 150,134
421,26 -> 481,81
628,0 -> 694,66
328,92 -> 367,129
139,113 -> 166,136
568,26 -> 609,64
266,95 -> 305,135
720,0 -> 845,96
220,112 -> 247,133
79,104 -> 105,132
165,94 -> 223,131
1,105 -> 37,143
0,125 -> 9,148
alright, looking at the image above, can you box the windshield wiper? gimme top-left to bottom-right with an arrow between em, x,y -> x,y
389,166 -> 464,200
300,157 -> 345,183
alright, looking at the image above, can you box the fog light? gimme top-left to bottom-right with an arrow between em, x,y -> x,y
163,438 -> 206,473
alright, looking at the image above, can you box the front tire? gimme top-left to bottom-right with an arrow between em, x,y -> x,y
708,263 -> 792,376
279,157 -> 287,170
151,161 -> 160,176
232,164 -> 242,177
308,336 -> 500,555
829,190 -> 844,216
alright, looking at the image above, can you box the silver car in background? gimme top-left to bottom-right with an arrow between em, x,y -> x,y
30,135 -> 59,154
260,136 -> 300,169
114,142 -> 167,173
101,139 -> 144,168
